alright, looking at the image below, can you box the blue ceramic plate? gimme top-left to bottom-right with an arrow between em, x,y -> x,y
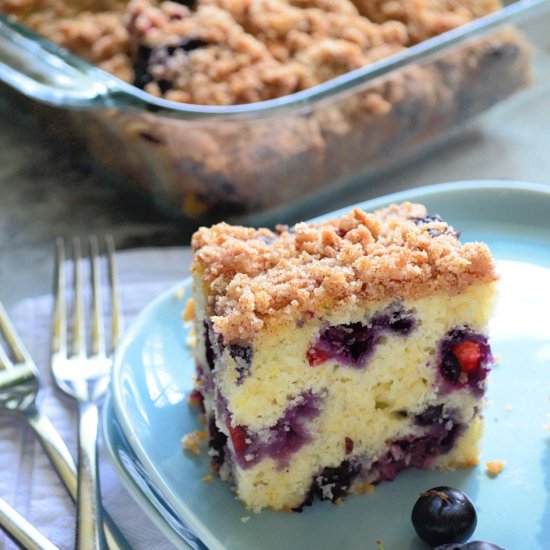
102,395 -> 199,549
109,181 -> 550,550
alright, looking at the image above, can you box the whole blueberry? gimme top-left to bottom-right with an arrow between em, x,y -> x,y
411,486 -> 477,547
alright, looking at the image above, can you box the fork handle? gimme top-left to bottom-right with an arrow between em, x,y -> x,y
0,496 -> 60,550
26,407 -> 78,497
26,407 -> 129,550
77,401 -> 106,550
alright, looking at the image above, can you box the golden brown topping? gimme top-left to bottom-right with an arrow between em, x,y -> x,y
192,203 -> 498,343
4,0 -> 501,105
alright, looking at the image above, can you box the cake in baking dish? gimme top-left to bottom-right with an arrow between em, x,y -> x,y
189,203 -> 498,512
2,0 -> 510,105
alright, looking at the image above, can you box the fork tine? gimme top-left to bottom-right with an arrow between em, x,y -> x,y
90,236 -> 105,358
106,235 -> 123,353
0,302 -> 33,367
72,237 -> 86,358
52,237 -> 67,360
0,342 -> 13,370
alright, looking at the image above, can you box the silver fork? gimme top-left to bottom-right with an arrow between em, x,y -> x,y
52,235 -> 123,550
0,292 -> 127,549
0,301 -> 77,497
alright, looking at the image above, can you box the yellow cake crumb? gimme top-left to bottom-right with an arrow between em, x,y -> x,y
186,331 -> 197,349
183,298 -> 196,322
353,481 -> 375,495
203,475 -> 214,484
182,430 -> 207,455
486,460 -> 505,476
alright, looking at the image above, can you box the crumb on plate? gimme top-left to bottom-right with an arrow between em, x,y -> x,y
485,460 -> 505,476
354,481 -> 375,495
183,298 -> 195,321
182,430 -> 207,455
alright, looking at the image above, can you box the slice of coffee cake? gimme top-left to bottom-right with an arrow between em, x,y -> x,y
189,203 -> 497,512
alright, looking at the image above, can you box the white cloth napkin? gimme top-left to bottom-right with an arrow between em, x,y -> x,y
0,247 -> 193,550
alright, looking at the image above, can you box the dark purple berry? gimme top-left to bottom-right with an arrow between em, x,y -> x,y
165,37 -> 209,54
438,328 -> 492,394
414,404 -> 445,426
227,391 -> 322,469
132,37 -> 209,91
172,0 -> 197,7
411,214 -> 444,225
461,543 -> 505,550
293,459 -> 361,511
139,131 -> 164,144
203,321 -> 216,371
207,416 -> 227,468
132,44 -> 154,89
370,423 -> 461,482
441,352 -> 461,383
435,543 -> 505,550
410,214 -> 461,238
308,302 -> 416,368
229,344 -> 253,384
411,486 -> 477,547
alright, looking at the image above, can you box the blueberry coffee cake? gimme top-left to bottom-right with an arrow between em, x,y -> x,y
189,203 -> 498,511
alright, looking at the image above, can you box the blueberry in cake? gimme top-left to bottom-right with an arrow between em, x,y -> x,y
189,203 -> 497,511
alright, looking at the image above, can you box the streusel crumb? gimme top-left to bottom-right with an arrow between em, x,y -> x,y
182,430 -> 207,455
485,460 -> 505,476
183,298 -> 195,321
192,203 -> 498,343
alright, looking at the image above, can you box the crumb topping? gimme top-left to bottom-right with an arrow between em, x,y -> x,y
192,203 -> 498,343
2,0 -> 501,105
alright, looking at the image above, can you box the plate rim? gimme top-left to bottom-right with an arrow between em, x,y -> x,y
102,394 -> 194,550
111,179 -> 550,549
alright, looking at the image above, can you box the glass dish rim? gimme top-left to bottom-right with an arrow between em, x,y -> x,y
0,0 -> 546,119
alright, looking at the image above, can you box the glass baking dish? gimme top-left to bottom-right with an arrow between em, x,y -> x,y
0,0 -> 548,226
